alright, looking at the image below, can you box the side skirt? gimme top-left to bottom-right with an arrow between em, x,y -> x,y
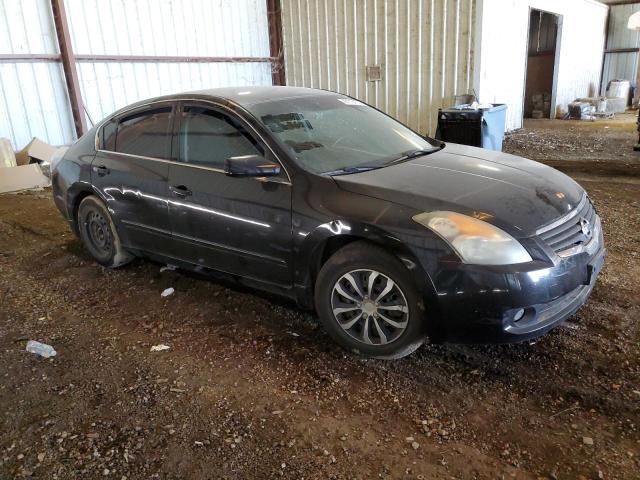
125,247 -> 300,306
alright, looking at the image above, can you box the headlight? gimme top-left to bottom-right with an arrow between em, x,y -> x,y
413,211 -> 532,265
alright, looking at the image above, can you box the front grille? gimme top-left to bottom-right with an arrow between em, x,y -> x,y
537,196 -> 596,254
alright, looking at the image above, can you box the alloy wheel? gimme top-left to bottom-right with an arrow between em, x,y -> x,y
330,269 -> 409,346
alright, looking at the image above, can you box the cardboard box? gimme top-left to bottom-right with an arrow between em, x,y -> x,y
0,138 -> 17,168
0,164 -> 51,194
15,137 -> 57,166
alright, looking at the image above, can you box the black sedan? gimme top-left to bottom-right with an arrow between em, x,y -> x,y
52,87 -> 605,359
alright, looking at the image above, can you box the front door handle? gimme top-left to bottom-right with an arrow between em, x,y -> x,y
93,165 -> 110,176
170,185 -> 192,197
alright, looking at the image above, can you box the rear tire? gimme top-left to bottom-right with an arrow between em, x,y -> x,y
77,195 -> 133,268
315,241 -> 426,359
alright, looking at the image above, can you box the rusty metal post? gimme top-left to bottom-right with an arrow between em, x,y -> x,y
51,0 -> 87,138
267,0 -> 286,86
635,49 -> 640,151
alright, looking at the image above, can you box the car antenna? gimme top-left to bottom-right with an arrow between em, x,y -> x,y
83,105 -> 95,129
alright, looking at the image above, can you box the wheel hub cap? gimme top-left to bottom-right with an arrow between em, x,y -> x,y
361,299 -> 377,316
330,269 -> 409,346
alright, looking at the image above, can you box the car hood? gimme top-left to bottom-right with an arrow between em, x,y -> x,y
333,143 -> 584,237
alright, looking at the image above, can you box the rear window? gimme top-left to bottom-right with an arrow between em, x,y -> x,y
103,106 -> 173,159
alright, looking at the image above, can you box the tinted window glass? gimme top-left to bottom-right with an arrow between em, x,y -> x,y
115,107 -> 173,159
180,106 -> 263,167
102,120 -> 117,151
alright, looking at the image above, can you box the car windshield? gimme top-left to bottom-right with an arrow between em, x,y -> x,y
247,95 -> 441,174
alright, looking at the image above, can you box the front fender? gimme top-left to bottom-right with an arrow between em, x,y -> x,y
293,220 -> 438,312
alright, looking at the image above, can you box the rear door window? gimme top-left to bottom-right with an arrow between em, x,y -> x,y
179,105 -> 263,168
114,106 -> 174,159
102,120 -> 117,151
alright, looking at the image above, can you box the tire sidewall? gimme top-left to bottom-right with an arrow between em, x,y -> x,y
315,244 -> 425,358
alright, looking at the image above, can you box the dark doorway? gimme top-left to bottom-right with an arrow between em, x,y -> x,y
524,9 -> 561,119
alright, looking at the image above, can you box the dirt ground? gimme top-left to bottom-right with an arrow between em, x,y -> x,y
503,113 -> 640,178
1,116 -> 639,479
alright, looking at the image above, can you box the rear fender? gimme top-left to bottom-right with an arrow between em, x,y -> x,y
65,182 -> 109,234
52,128 -> 98,223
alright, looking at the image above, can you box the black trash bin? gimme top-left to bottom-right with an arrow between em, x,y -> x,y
435,104 -> 507,152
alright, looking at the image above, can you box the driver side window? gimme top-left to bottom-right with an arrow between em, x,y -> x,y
179,106 -> 263,168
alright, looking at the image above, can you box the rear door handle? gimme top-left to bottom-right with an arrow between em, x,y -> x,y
93,165 -> 110,176
169,185 -> 192,197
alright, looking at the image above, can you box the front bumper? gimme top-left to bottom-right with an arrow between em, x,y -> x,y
429,231 -> 606,344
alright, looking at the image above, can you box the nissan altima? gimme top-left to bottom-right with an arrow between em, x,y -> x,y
52,86 -> 605,359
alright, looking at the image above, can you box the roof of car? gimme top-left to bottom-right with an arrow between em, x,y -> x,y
102,86 -> 340,125
187,86 -> 338,107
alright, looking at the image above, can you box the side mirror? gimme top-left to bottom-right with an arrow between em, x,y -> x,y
224,155 -> 281,177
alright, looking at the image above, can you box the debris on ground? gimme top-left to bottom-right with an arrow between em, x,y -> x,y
25,340 -> 56,358
150,344 -> 170,352
568,101 -> 596,121
0,138 -> 65,190
14,137 -> 57,166
0,164 -> 50,194
160,287 -> 175,297
503,113 -> 640,168
160,264 -> 177,273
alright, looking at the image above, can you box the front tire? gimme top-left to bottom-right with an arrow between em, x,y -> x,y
315,241 -> 426,359
77,195 -> 133,268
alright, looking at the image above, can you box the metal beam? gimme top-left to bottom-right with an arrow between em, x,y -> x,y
50,0 -> 87,137
0,54 -> 61,63
604,47 -> 640,54
0,53 -> 277,64
74,54 -> 277,63
600,1 -> 640,6
266,0 -> 286,86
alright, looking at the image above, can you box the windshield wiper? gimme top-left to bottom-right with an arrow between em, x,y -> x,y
323,165 -> 382,176
323,145 -> 445,176
385,146 -> 444,165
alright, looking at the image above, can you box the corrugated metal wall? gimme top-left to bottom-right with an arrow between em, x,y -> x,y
478,0 -> 608,131
0,0 -> 273,150
601,3 -> 640,95
281,0 -> 476,136
0,0 -> 611,147
75,62 -> 272,125
65,0 -> 273,124
65,0 -> 270,57
0,0 -> 76,149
